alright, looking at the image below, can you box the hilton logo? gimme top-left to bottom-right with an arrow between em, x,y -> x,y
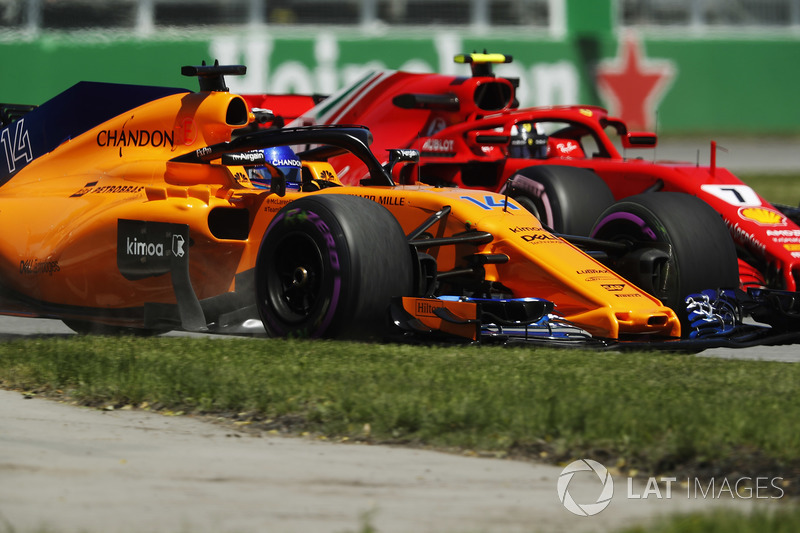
416,300 -> 443,317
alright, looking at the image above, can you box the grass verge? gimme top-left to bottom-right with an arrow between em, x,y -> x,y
619,506 -> 800,533
0,335 -> 798,492
739,173 -> 800,205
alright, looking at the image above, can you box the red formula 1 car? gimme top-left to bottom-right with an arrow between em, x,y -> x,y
244,53 -> 800,332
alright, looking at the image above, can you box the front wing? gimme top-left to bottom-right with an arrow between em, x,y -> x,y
389,289 -> 800,352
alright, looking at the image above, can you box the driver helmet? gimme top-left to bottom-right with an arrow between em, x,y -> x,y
249,145 -> 303,190
509,122 -> 548,159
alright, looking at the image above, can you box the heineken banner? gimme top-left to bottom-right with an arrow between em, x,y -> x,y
2,30 -> 799,135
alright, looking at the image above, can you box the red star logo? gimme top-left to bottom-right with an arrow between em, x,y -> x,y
595,33 -> 675,131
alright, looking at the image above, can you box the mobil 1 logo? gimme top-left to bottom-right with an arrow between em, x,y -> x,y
117,219 -> 189,280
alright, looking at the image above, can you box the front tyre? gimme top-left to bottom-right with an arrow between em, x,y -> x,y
502,165 -> 615,235
255,195 -> 414,340
590,192 -> 740,331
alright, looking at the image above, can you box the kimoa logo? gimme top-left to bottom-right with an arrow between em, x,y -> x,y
126,234 -> 186,257
126,237 -> 164,257
557,459 -> 614,517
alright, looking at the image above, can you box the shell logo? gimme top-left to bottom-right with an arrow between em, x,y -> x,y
739,207 -> 786,226
579,108 -> 594,117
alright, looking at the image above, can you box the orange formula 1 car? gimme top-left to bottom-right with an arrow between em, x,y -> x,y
0,63 -> 796,349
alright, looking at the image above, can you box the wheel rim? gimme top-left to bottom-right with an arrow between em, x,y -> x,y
512,194 -> 544,224
266,232 -> 325,323
592,212 -> 675,302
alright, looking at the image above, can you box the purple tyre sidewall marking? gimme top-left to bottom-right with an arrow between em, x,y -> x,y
306,210 -> 342,337
503,175 -> 554,228
590,212 -> 657,241
260,207 -> 343,338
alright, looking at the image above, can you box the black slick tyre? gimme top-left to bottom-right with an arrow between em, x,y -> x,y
255,194 -> 413,340
502,165 -> 615,235
590,192 -> 740,332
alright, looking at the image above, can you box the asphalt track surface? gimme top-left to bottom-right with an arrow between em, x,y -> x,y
644,135 -> 800,175
0,385 -> 768,533
3,138 -> 799,532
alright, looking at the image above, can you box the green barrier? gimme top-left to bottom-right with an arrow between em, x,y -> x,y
2,30 -> 799,135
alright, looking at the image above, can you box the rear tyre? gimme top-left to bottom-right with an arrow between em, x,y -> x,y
590,192 -> 740,331
502,165 -> 615,235
255,195 -> 414,340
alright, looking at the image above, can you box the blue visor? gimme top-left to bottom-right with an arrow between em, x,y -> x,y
276,165 -> 302,183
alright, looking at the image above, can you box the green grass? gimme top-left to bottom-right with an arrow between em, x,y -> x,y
620,506 -> 800,533
739,173 -> 800,205
1,335 -> 799,483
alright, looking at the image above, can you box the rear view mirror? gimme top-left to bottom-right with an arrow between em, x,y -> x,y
622,132 -> 657,148
385,149 -> 420,175
468,130 -> 510,145
269,172 -> 286,197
